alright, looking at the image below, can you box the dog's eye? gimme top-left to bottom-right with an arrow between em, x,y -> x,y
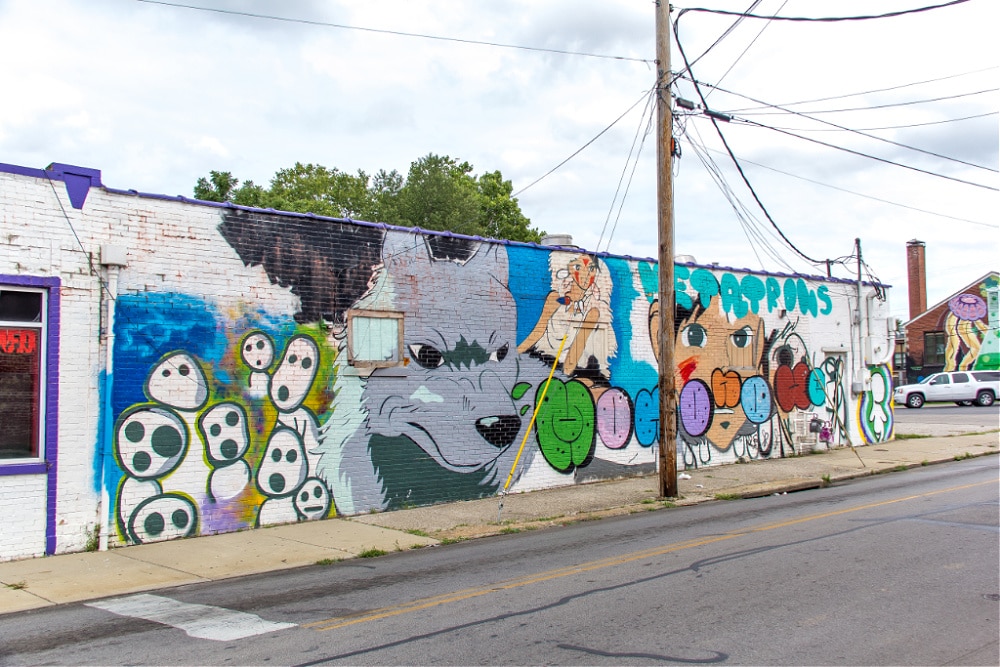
409,344 -> 444,369
489,343 -> 509,363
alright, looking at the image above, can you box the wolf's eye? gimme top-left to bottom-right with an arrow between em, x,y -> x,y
409,344 -> 444,369
731,326 -> 753,349
489,343 -> 509,363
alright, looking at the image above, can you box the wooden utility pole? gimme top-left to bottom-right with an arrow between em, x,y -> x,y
655,0 -> 677,498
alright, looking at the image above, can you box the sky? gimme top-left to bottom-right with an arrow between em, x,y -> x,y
1,0 -> 996,323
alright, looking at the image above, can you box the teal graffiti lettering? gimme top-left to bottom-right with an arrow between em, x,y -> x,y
720,273 -> 748,318
797,279 -> 818,317
783,278 -> 798,313
818,284 -> 833,315
674,264 -> 692,311
741,275 -> 765,314
690,268 -> 719,308
765,277 -> 782,313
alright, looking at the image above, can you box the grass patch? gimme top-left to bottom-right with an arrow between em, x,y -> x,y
954,452 -> 975,461
5,581 -> 27,590
357,547 -> 388,558
439,536 -> 467,546
661,501 -> 677,509
714,493 -> 741,501
821,474 -> 831,487
405,529 -> 431,538
894,433 -> 932,440
534,515 -> 565,522
315,558 -> 341,566
894,465 -> 909,472
84,525 -> 100,552
641,498 -> 656,505
921,460 -> 930,466
499,526 -> 522,534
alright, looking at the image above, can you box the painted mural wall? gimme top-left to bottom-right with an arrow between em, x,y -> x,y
103,208 -> 894,546
0,164 -> 897,558
903,273 -> 999,382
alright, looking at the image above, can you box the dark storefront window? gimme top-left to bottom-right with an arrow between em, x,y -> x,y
0,289 -> 44,459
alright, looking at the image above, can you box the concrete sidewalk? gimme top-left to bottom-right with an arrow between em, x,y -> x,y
2,430 -> 997,616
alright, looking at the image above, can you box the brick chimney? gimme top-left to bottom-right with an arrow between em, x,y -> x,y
906,239 -> 927,319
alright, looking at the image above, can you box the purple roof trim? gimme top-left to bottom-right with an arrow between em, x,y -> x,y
0,162 -> 102,210
0,161 -> 887,289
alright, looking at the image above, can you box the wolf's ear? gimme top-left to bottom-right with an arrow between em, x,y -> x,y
465,242 -> 509,285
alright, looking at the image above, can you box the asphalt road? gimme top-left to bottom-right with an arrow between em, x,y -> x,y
1,457 -> 997,666
893,402 -> 1000,436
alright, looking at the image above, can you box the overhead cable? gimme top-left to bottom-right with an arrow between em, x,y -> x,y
677,1 -> 970,23
733,116 -> 1000,191
134,0 -> 652,63
727,65 -> 998,111
673,18 -> 827,267
683,76 -> 998,172
512,89 -> 654,198
701,146 -> 999,229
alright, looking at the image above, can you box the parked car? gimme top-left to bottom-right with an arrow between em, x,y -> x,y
893,370 -> 999,408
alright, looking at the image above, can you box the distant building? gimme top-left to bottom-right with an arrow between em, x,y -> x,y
900,240 -> 999,383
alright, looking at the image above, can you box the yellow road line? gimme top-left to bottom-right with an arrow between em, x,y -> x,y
306,478 -> 995,631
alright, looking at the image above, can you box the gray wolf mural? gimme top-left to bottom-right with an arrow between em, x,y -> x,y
316,233 -> 552,514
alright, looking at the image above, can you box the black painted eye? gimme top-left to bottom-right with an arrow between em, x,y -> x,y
681,323 -> 707,348
490,343 -> 509,363
731,326 -> 753,349
409,344 -> 444,369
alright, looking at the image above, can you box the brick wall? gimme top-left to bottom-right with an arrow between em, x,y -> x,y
0,165 -> 895,559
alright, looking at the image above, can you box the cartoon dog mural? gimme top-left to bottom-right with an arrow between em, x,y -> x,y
316,233 -> 553,514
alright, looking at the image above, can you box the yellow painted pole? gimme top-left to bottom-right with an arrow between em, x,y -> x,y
498,334 -> 568,520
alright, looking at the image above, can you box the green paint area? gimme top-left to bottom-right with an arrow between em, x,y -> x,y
369,434 -> 499,510
534,378 -> 596,473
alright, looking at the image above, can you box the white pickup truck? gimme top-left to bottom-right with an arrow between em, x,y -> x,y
893,370 -> 1000,408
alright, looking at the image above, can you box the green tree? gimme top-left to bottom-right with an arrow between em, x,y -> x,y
193,155 -> 543,243
396,154 -> 482,236
477,170 -> 542,243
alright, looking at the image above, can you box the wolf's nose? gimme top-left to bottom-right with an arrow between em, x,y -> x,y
475,415 -> 521,448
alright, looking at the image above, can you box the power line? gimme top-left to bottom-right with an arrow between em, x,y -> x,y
728,87 -> 997,116
673,18 -> 826,267
759,111 -> 998,133
683,76 -> 997,172
732,116 -> 999,191
678,1 -> 970,23
702,146 -> 999,229
512,89 -> 654,198
134,0 -> 652,63
685,0 -> 761,76
707,0 -> 787,98
726,65 -> 998,111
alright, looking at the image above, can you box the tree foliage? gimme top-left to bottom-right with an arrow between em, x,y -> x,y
193,154 -> 543,243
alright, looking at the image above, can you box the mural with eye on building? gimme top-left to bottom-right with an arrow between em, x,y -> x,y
104,208 -> 890,545
941,275 -> 999,372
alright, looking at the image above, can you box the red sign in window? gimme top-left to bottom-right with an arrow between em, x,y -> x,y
0,328 -> 37,355
0,327 -> 40,458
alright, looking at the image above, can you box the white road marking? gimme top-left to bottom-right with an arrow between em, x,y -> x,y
87,593 -> 296,641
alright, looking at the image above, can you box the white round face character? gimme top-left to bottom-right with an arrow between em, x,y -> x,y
116,406 -> 188,479
198,402 -> 250,465
209,461 -> 251,501
145,352 -> 209,411
256,427 -> 308,497
294,478 -> 332,520
241,332 -> 275,371
270,336 -> 320,412
127,493 -> 198,543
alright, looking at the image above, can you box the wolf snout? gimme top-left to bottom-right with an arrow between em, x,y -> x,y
475,415 -> 522,448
